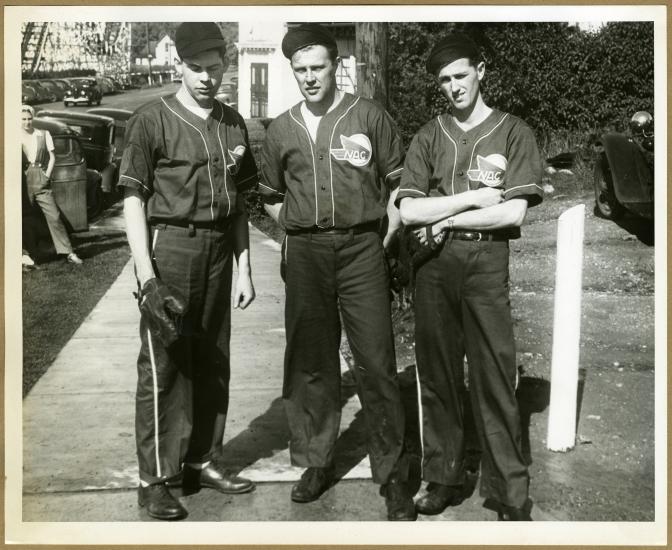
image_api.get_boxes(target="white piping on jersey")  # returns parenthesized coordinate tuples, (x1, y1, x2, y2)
(289, 108, 319, 226)
(504, 183, 544, 195)
(119, 173, 151, 193)
(467, 113, 509, 184)
(328, 96, 360, 227)
(384, 166, 403, 183)
(215, 110, 232, 218)
(161, 98, 216, 221)
(152, 228, 159, 251)
(436, 116, 459, 195)
(258, 181, 285, 196)
(147, 329, 162, 478)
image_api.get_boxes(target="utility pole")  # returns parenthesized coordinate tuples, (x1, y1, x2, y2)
(145, 22, 152, 85)
(355, 23, 389, 108)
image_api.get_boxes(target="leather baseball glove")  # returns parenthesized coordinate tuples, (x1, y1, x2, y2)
(137, 278, 187, 347)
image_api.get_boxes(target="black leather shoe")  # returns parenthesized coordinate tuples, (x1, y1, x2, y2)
(497, 498, 533, 521)
(137, 483, 187, 521)
(184, 464, 255, 494)
(291, 466, 334, 503)
(415, 483, 465, 515)
(381, 475, 417, 521)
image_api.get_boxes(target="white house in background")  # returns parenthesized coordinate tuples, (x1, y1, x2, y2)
(154, 34, 177, 66)
(236, 22, 356, 119)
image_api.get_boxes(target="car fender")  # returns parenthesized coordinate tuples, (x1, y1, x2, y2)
(598, 133, 653, 209)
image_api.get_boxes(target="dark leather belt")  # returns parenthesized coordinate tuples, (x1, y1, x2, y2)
(152, 219, 233, 233)
(448, 230, 509, 242)
(287, 220, 380, 236)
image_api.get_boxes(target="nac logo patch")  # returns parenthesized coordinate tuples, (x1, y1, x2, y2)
(330, 134, 372, 167)
(467, 154, 507, 187)
(227, 145, 246, 175)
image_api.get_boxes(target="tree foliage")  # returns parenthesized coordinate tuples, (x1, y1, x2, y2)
(130, 22, 238, 67)
(387, 22, 654, 152)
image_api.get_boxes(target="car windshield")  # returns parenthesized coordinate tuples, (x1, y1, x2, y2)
(52, 136, 83, 164)
(68, 123, 112, 144)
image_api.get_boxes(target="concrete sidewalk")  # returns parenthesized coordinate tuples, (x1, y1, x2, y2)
(21, 212, 375, 524)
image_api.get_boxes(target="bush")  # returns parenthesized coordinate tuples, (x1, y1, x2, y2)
(387, 22, 654, 156)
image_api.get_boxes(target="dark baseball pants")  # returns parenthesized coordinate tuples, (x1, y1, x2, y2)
(135, 224, 233, 485)
(283, 230, 405, 484)
(414, 238, 529, 508)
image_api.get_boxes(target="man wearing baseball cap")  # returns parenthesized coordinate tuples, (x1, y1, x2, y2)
(118, 21, 258, 520)
(259, 23, 416, 521)
(396, 32, 543, 520)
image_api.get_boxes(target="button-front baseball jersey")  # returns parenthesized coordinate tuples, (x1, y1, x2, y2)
(119, 95, 257, 225)
(397, 109, 543, 238)
(118, 94, 258, 485)
(259, 93, 404, 230)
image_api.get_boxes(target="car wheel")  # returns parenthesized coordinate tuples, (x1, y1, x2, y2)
(594, 153, 625, 220)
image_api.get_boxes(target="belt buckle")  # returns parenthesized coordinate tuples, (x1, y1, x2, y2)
(473, 231, 482, 241)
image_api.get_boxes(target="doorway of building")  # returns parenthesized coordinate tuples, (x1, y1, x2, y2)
(250, 63, 268, 118)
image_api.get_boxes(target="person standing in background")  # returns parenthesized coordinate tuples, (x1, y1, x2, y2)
(21, 104, 83, 266)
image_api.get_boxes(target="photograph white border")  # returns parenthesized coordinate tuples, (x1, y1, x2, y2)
(5, 4, 667, 546)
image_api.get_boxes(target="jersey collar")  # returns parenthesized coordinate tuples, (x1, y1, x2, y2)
(442, 108, 502, 137)
(164, 93, 224, 125)
(292, 92, 356, 128)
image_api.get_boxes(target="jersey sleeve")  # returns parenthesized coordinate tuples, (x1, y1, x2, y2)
(44, 130, 54, 152)
(258, 121, 286, 205)
(371, 107, 405, 189)
(234, 121, 259, 192)
(503, 121, 543, 207)
(395, 131, 431, 206)
(117, 112, 156, 199)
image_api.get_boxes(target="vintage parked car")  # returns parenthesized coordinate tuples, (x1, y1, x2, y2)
(87, 107, 133, 163)
(35, 110, 119, 200)
(22, 83, 39, 105)
(95, 76, 115, 95)
(215, 81, 237, 110)
(24, 80, 57, 103)
(30, 118, 104, 228)
(37, 79, 66, 101)
(594, 111, 654, 220)
(52, 78, 74, 95)
(64, 78, 103, 106)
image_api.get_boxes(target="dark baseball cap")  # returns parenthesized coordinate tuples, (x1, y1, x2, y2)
(175, 22, 226, 59)
(426, 33, 481, 75)
(281, 23, 337, 59)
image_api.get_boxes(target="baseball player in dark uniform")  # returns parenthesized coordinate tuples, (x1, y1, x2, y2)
(259, 24, 415, 521)
(396, 33, 543, 520)
(119, 22, 257, 520)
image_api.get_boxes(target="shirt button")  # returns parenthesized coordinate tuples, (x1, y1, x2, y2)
(214, 156, 219, 162)
(318, 154, 324, 160)
(321, 217, 329, 223)
(321, 185, 326, 191)
(461, 139, 467, 144)
(458, 171, 464, 176)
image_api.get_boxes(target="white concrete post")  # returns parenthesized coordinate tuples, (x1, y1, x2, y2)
(547, 204, 585, 452)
